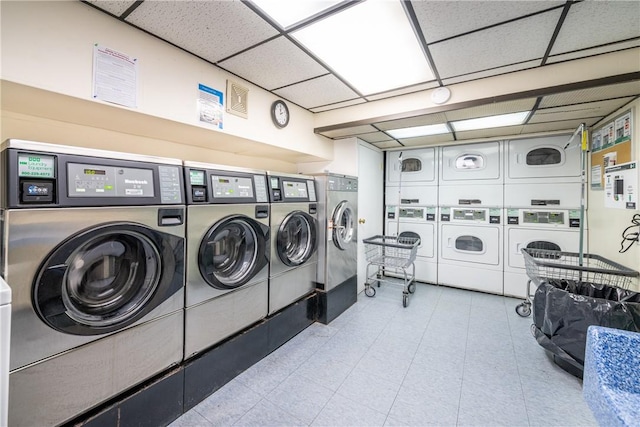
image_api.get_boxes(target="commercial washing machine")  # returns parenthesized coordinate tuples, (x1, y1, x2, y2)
(183, 162, 270, 358)
(313, 173, 358, 323)
(1, 140, 186, 426)
(266, 172, 318, 315)
(0, 277, 10, 427)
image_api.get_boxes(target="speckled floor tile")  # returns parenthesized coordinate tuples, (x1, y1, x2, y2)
(233, 398, 305, 426)
(311, 393, 387, 427)
(169, 285, 598, 427)
(192, 379, 261, 426)
(265, 372, 334, 425)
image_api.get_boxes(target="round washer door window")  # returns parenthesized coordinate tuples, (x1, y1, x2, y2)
(62, 231, 160, 325)
(277, 211, 317, 267)
(199, 216, 268, 289)
(332, 200, 354, 250)
(33, 223, 178, 335)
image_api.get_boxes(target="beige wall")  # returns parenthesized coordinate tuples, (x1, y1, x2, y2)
(587, 100, 640, 290)
(0, 0, 333, 169)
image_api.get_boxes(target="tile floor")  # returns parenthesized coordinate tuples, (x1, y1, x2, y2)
(170, 282, 597, 426)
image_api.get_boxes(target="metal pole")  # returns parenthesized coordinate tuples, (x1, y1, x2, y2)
(578, 123, 587, 268)
(396, 152, 403, 237)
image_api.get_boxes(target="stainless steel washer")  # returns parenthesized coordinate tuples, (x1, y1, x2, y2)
(266, 172, 318, 314)
(183, 162, 270, 359)
(1, 140, 186, 427)
(314, 174, 358, 291)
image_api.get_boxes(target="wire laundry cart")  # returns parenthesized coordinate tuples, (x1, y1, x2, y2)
(363, 235, 419, 307)
(515, 247, 639, 316)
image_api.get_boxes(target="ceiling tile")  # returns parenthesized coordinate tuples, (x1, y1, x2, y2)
(399, 133, 452, 147)
(218, 37, 327, 90)
(530, 98, 635, 123)
(429, 9, 561, 79)
(444, 99, 537, 121)
(86, 0, 136, 16)
(441, 60, 540, 86)
(547, 39, 640, 64)
(126, 0, 279, 63)
(309, 98, 366, 113)
(372, 140, 402, 149)
(319, 124, 377, 139)
(551, 1, 640, 55)
(539, 81, 640, 108)
(414, 0, 564, 43)
(376, 113, 448, 131)
(455, 125, 523, 140)
(357, 132, 394, 144)
(273, 74, 359, 109)
(520, 119, 593, 134)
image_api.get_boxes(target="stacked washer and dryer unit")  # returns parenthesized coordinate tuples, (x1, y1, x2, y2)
(266, 172, 318, 315)
(1, 140, 186, 427)
(438, 141, 505, 294)
(384, 149, 439, 284)
(503, 134, 584, 298)
(182, 162, 271, 359)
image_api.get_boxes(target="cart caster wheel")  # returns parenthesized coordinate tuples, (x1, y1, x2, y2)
(515, 302, 531, 317)
(408, 282, 416, 294)
(402, 294, 409, 308)
(365, 286, 376, 297)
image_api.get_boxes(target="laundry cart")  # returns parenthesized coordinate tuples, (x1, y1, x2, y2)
(363, 235, 419, 307)
(519, 247, 640, 377)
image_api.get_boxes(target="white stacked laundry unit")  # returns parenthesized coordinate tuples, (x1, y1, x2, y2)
(503, 134, 585, 298)
(437, 141, 504, 294)
(384, 148, 438, 284)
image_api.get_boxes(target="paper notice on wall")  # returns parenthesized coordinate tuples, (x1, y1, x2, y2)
(92, 44, 137, 108)
(604, 161, 638, 209)
(197, 84, 223, 129)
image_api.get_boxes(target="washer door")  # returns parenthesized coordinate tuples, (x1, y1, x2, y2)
(277, 211, 317, 267)
(33, 222, 184, 335)
(332, 200, 355, 250)
(199, 215, 269, 289)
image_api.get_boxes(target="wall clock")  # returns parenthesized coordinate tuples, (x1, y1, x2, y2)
(271, 100, 289, 128)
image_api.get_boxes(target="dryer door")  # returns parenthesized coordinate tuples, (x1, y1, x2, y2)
(277, 211, 317, 267)
(507, 228, 580, 270)
(199, 215, 269, 289)
(332, 200, 355, 250)
(440, 224, 500, 265)
(33, 222, 184, 335)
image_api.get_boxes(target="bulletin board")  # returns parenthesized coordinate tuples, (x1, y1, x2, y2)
(590, 109, 633, 190)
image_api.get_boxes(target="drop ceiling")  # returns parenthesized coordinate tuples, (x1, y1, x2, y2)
(84, 0, 640, 149)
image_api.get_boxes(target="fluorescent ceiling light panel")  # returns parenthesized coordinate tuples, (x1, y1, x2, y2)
(252, 0, 342, 28)
(451, 111, 530, 132)
(292, 0, 435, 95)
(388, 123, 450, 139)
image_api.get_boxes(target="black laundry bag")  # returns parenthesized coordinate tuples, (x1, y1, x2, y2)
(532, 279, 640, 378)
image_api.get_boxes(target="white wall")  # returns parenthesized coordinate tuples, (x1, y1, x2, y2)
(587, 100, 640, 290)
(297, 138, 360, 176)
(0, 0, 333, 167)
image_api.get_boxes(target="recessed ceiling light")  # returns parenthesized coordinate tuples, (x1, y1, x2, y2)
(388, 123, 450, 139)
(451, 111, 530, 132)
(252, 0, 342, 28)
(292, 1, 435, 95)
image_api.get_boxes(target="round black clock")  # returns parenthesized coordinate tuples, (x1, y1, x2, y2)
(271, 100, 290, 128)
